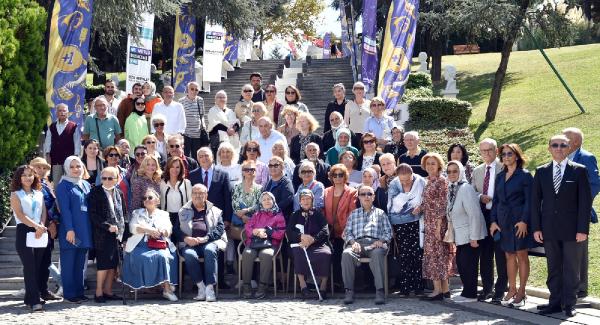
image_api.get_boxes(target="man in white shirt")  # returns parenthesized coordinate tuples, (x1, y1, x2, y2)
(44, 103, 81, 183)
(99, 79, 122, 116)
(152, 86, 186, 135)
(255, 116, 286, 165)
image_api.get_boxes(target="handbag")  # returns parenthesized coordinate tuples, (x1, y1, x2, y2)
(196, 99, 210, 147)
(227, 226, 243, 241)
(147, 237, 168, 249)
(249, 236, 273, 249)
(387, 234, 402, 276)
(443, 218, 455, 243)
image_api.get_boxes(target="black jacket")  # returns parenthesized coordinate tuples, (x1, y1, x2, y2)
(189, 166, 233, 222)
(88, 185, 126, 248)
(289, 133, 323, 165)
(286, 208, 330, 248)
(292, 159, 331, 190)
(356, 152, 383, 171)
(262, 176, 295, 219)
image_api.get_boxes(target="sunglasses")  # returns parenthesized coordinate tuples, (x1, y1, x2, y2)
(107, 153, 120, 158)
(153, 123, 165, 127)
(243, 89, 253, 93)
(332, 173, 345, 178)
(169, 144, 181, 149)
(142, 196, 155, 201)
(363, 139, 376, 145)
(145, 141, 156, 144)
(246, 147, 258, 152)
(354, 87, 365, 90)
(135, 102, 145, 106)
(371, 103, 385, 108)
(268, 164, 281, 168)
(300, 170, 314, 174)
(189, 88, 199, 91)
(242, 168, 256, 173)
(285, 91, 296, 95)
(251, 109, 261, 113)
(501, 152, 514, 157)
(101, 176, 116, 181)
(358, 192, 374, 197)
(135, 152, 147, 157)
(551, 143, 568, 149)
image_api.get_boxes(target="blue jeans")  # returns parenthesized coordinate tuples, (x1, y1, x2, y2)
(181, 242, 219, 285)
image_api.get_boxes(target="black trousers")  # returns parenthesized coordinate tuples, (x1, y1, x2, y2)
(15, 224, 46, 306)
(544, 239, 583, 308)
(331, 238, 345, 286)
(479, 207, 508, 295)
(38, 237, 54, 294)
(183, 135, 203, 159)
(579, 238, 588, 293)
(457, 243, 480, 298)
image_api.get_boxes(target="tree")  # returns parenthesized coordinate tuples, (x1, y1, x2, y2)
(0, 0, 48, 170)
(270, 46, 285, 59)
(263, 0, 326, 43)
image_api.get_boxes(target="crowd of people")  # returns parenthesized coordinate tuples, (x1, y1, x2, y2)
(10, 73, 597, 319)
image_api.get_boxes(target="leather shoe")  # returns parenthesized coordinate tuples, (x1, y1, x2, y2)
(491, 292, 503, 304)
(538, 305, 562, 315)
(41, 291, 61, 301)
(564, 306, 576, 317)
(477, 291, 493, 301)
(103, 294, 122, 301)
(536, 303, 550, 310)
(94, 295, 106, 303)
(443, 292, 451, 299)
(577, 291, 588, 299)
(420, 293, 444, 301)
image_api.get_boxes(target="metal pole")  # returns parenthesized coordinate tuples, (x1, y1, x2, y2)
(348, 0, 360, 83)
(523, 25, 585, 113)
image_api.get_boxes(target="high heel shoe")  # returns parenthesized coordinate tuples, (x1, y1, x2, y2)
(509, 294, 526, 308)
(500, 292, 516, 306)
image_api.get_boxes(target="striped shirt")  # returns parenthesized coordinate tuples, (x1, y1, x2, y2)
(179, 96, 206, 138)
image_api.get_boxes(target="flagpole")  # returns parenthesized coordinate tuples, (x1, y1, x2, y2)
(348, 0, 360, 83)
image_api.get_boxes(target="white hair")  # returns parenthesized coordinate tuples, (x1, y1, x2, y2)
(272, 140, 289, 158)
(151, 113, 167, 124)
(480, 138, 497, 149)
(353, 81, 366, 89)
(562, 127, 584, 142)
(215, 90, 227, 99)
(404, 131, 419, 140)
(216, 142, 239, 165)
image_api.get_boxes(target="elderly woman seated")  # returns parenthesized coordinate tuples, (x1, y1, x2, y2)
(122, 188, 178, 301)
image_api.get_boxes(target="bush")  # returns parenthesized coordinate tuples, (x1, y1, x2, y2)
(0, 170, 12, 230)
(406, 97, 472, 129)
(418, 128, 482, 166)
(402, 86, 434, 102)
(85, 84, 105, 101)
(0, 0, 48, 170)
(407, 72, 433, 89)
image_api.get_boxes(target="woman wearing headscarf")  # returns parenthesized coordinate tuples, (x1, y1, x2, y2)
(55, 156, 93, 303)
(287, 189, 331, 299)
(325, 128, 359, 166)
(445, 161, 487, 302)
(125, 97, 150, 150)
(387, 163, 426, 297)
(359, 167, 381, 191)
(142, 81, 163, 115)
(241, 192, 286, 299)
(88, 167, 126, 303)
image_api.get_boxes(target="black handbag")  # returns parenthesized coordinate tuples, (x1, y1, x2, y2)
(387, 235, 402, 277)
(249, 236, 273, 250)
(196, 99, 210, 147)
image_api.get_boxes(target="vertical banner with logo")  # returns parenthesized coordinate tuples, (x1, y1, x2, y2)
(377, 0, 419, 110)
(223, 33, 238, 62)
(361, 0, 378, 93)
(323, 33, 331, 58)
(126, 13, 155, 92)
(202, 21, 226, 83)
(173, 7, 196, 93)
(339, 4, 353, 58)
(45, 0, 93, 127)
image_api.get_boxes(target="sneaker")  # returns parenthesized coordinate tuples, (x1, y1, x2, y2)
(344, 289, 354, 304)
(375, 289, 385, 305)
(55, 286, 63, 297)
(12, 288, 26, 298)
(242, 284, 252, 299)
(193, 282, 206, 301)
(31, 304, 44, 312)
(41, 290, 61, 301)
(78, 295, 89, 302)
(65, 297, 82, 304)
(162, 290, 178, 302)
(452, 295, 478, 303)
(205, 285, 216, 302)
(255, 283, 267, 300)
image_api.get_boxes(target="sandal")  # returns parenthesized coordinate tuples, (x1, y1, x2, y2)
(501, 291, 516, 306)
(510, 294, 527, 308)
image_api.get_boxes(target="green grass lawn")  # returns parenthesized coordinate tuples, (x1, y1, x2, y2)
(441, 43, 600, 297)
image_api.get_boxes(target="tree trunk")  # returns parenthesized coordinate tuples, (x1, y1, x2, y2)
(430, 38, 443, 83)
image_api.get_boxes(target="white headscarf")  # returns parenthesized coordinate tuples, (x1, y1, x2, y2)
(61, 156, 86, 187)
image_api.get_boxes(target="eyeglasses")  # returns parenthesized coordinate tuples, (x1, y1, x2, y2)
(268, 164, 281, 168)
(145, 141, 156, 145)
(446, 170, 459, 174)
(501, 152, 514, 157)
(353, 87, 365, 90)
(251, 109, 261, 113)
(192, 191, 207, 195)
(189, 88, 199, 91)
(332, 173, 345, 178)
(242, 168, 256, 173)
(265, 90, 275, 93)
(363, 139, 376, 145)
(550, 143, 568, 149)
(246, 147, 258, 152)
(153, 123, 165, 127)
(135, 102, 145, 106)
(169, 144, 181, 149)
(135, 152, 147, 157)
(480, 148, 495, 153)
(243, 89, 253, 93)
(142, 196, 155, 201)
(101, 176, 116, 181)
(300, 170, 314, 174)
(285, 91, 296, 95)
(107, 153, 120, 158)
(358, 192, 374, 197)
(371, 103, 385, 108)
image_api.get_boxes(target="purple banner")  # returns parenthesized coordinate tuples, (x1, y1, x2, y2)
(323, 33, 331, 58)
(361, 0, 378, 93)
(340, 5, 353, 58)
(224, 32, 238, 62)
(377, 0, 420, 110)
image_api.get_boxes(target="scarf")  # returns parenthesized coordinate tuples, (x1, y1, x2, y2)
(61, 156, 86, 187)
(257, 191, 280, 214)
(133, 106, 145, 116)
(363, 167, 381, 191)
(446, 161, 467, 215)
(298, 133, 312, 160)
(330, 121, 347, 137)
(390, 174, 425, 214)
(333, 128, 352, 152)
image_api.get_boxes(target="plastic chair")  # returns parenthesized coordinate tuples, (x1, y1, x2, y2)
(237, 231, 285, 297)
(285, 234, 335, 298)
(356, 249, 389, 297)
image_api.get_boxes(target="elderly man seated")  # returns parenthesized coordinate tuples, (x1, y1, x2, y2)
(341, 185, 392, 305)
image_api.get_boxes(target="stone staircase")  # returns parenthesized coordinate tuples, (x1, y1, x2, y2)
(296, 57, 355, 133)
(200, 59, 285, 109)
(274, 60, 304, 103)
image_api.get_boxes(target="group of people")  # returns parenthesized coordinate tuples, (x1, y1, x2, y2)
(11, 73, 597, 318)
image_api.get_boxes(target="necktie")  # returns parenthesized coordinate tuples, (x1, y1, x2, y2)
(482, 166, 491, 195)
(204, 170, 209, 188)
(553, 164, 562, 194)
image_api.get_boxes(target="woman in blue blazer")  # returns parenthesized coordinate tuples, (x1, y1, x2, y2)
(56, 156, 93, 304)
(490, 144, 534, 307)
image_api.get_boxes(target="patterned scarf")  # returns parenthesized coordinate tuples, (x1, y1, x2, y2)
(299, 133, 312, 160)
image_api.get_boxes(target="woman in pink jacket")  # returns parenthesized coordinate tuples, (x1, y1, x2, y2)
(241, 192, 286, 299)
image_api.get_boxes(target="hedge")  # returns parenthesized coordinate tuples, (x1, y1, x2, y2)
(406, 97, 472, 129)
(402, 86, 434, 102)
(418, 128, 482, 166)
(407, 72, 433, 89)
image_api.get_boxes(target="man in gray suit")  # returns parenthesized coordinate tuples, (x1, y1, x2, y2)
(470, 138, 507, 303)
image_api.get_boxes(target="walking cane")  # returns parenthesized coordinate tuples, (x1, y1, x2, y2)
(115, 235, 126, 305)
(291, 224, 323, 301)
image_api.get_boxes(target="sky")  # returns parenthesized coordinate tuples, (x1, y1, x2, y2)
(315, 0, 362, 37)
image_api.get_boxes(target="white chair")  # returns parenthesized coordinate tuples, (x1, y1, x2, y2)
(237, 231, 285, 297)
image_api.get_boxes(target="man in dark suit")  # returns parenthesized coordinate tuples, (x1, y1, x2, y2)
(563, 127, 600, 298)
(164, 134, 199, 178)
(189, 147, 233, 288)
(532, 134, 592, 317)
(292, 142, 331, 190)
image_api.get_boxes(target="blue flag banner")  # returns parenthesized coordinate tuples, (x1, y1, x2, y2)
(361, 0, 378, 93)
(223, 33, 238, 62)
(377, 0, 420, 110)
(45, 0, 93, 127)
(173, 6, 196, 93)
(340, 5, 353, 58)
(323, 33, 331, 58)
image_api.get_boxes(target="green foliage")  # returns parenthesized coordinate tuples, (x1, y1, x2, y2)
(407, 97, 472, 129)
(419, 128, 482, 166)
(151, 72, 164, 93)
(0, 169, 12, 229)
(402, 86, 434, 102)
(263, 0, 325, 42)
(85, 84, 105, 101)
(0, 0, 48, 170)
(407, 72, 433, 89)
